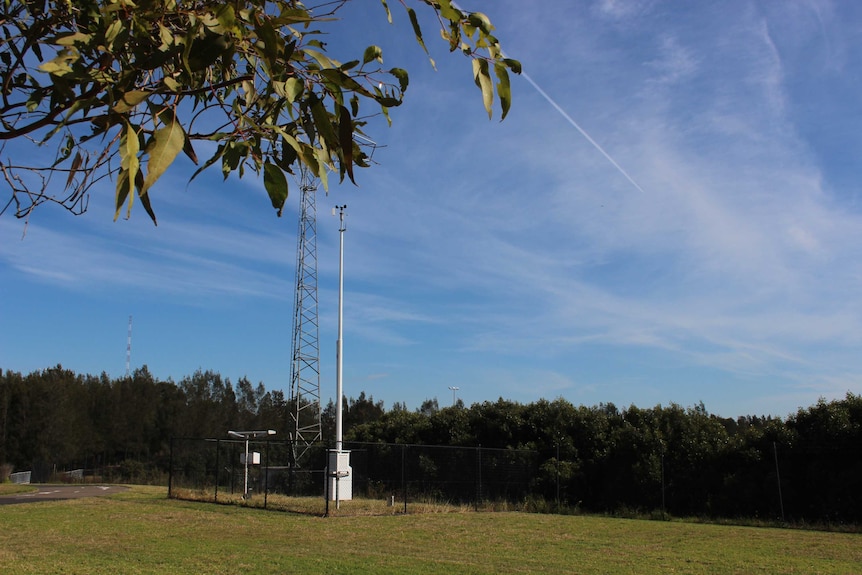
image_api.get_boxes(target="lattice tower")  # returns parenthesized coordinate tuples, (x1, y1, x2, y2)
(289, 167, 322, 464)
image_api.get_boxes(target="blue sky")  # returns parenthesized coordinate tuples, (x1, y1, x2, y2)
(2, 0, 862, 419)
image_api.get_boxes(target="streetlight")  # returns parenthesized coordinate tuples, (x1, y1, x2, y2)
(448, 386, 460, 407)
(227, 429, 276, 498)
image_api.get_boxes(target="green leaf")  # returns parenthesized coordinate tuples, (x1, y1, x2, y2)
(376, 96, 401, 108)
(337, 104, 355, 184)
(163, 77, 180, 92)
(39, 49, 78, 76)
(115, 123, 140, 221)
(504, 58, 522, 75)
(472, 59, 493, 118)
(190, 143, 226, 183)
(467, 12, 493, 35)
(437, 0, 461, 22)
(157, 23, 174, 50)
(277, 134, 298, 171)
(215, 4, 237, 32)
(271, 8, 315, 26)
(65, 151, 83, 191)
(305, 48, 336, 70)
(187, 34, 232, 72)
(54, 32, 93, 47)
(112, 90, 150, 113)
(139, 184, 158, 225)
(407, 8, 429, 57)
(263, 161, 288, 216)
(284, 77, 304, 103)
(274, 127, 303, 159)
(314, 147, 330, 190)
(380, 0, 393, 24)
(182, 133, 199, 164)
(140, 119, 185, 198)
(222, 141, 244, 178)
(340, 60, 360, 72)
(309, 96, 337, 149)
(389, 68, 409, 93)
(255, 20, 280, 68)
(319, 68, 372, 98)
(105, 20, 125, 47)
(494, 62, 512, 120)
(363, 45, 383, 65)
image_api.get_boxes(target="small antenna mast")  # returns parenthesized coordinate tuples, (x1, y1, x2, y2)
(126, 315, 132, 377)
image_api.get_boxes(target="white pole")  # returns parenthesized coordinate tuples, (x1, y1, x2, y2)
(335, 205, 346, 453)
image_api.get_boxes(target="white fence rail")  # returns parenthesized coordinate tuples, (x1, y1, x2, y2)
(10, 471, 32, 484)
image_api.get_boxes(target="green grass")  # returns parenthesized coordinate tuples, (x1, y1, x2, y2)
(1, 486, 860, 574)
(0, 482, 36, 496)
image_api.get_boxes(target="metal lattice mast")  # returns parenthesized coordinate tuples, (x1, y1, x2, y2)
(289, 167, 322, 464)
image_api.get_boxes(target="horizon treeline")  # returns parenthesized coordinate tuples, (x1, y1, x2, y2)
(1, 364, 860, 522)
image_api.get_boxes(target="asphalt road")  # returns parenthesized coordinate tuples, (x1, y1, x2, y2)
(0, 484, 129, 505)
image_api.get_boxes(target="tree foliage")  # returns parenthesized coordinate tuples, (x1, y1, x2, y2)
(0, 0, 520, 223)
(4, 365, 860, 523)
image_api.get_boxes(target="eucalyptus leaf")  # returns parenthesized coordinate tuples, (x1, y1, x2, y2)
(115, 123, 140, 221)
(140, 120, 185, 198)
(494, 61, 512, 120)
(263, 161, 288, 216)
(363, 45, 383, 65)
(3, 0, 518, 223)
(112, 90, 150, 113)
(472, 59, 493, 118)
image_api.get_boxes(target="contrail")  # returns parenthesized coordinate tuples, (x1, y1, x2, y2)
(450, 1, 646, 193)
(520, 71, 647, 194)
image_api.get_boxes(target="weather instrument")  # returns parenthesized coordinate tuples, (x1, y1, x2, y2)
(227, 429, 276, 498)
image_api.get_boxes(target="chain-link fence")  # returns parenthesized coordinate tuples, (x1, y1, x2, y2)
(166, 437, 861, 521)
(167, 438, 539, 516)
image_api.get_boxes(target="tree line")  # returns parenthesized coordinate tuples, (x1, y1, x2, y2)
(2, 365, 860, 523)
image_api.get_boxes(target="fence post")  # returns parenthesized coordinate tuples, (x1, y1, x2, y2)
(556, 443, 560, 509)
(264, 438, 270, 509)
(403, 444, 409, 514)
(475, 445, 482, 511)
(287, 437, 295, 496)
(168, 437, 174, 498)
(773, 442, 785, 522)
(324, 447, 331, 518)
(661, 450, 666, 520)
(214, 439, 220, 503)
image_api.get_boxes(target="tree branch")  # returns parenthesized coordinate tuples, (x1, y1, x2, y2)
(0, 84, 102, 140)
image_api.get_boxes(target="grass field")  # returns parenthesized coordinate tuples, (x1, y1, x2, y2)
(0, 483, 36, 496)
(1, 486, 860, 574)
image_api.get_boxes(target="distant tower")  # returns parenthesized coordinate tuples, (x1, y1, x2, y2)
(289, 167, 322, 464)
(126, 315, 132, 377)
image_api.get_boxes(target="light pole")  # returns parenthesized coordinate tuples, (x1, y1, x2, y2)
(448, 386, 460, 407)
(227, 429, 276, 498)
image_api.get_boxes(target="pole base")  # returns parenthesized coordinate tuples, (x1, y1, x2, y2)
(326, 450, 353, 501)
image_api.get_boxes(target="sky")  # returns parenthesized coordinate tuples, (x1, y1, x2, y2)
(2, 0, 862, 419)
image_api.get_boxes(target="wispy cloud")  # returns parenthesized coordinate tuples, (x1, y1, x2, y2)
(3, 1, 862, 415)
